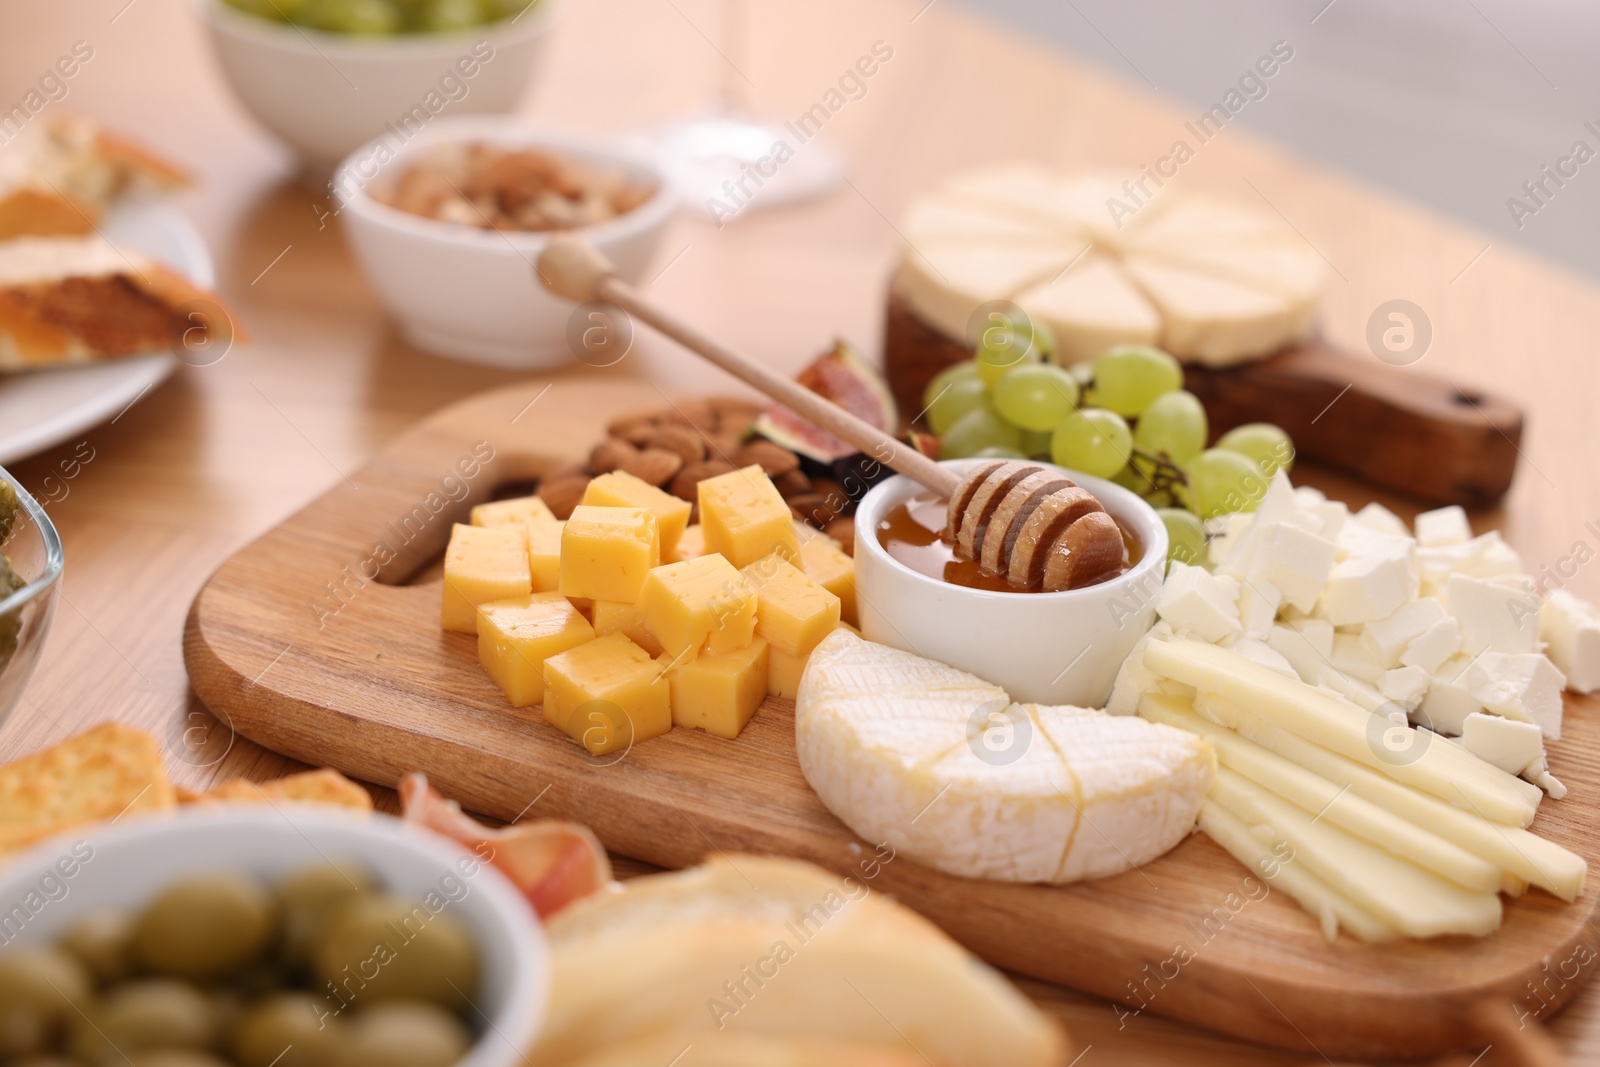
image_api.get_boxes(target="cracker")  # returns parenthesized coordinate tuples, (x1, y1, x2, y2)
(190, 768, 372, 812)
(0, 722, 175, 855)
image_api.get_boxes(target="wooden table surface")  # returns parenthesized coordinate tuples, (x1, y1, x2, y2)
(4, 1, 1599, 1062)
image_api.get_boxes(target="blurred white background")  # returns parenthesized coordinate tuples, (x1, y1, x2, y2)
(958, 0, 1600, 279)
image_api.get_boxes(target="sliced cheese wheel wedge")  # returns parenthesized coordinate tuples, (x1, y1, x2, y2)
(1015, 254, 1161, 363)
(898, 238, 1090, 343)
(896, 168, 1327, 366)
(1136, 241, 1325, 342)
(1122, 256, 1293, 365)
(795, 629, 1215, 883)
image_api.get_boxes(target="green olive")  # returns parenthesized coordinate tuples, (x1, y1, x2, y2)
(0, 948, 92, 1057)
(59, 908, 138, 985)
(232, 992, 343, 1067)
(276, 862, 377, 969)
(335, 1001, 470, 1067)
(314, 895, 478, 1011)
(71, 979, 219, 1059)
(135, 873, 277, 979)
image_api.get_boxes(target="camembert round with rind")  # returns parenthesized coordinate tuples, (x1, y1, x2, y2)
(896, 165, 1326, 366)
(795, 629, 1216, 883)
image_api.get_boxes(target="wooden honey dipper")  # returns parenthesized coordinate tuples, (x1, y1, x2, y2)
(535, 236, 1127, 591)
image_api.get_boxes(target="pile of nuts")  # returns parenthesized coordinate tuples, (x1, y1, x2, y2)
(536, 397, 857, 554)
(374, 142, 657, 233)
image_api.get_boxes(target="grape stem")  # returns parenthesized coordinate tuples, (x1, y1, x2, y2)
(1127, 447, 1188, 496)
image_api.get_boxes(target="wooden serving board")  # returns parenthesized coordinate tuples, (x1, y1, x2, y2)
(184, 379, 1599, 1060)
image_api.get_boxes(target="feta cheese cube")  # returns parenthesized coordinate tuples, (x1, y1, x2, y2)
(1361, 597, 1449, 667)
(1156, 563, 1242, 642)
(1336, 521, 1414, 564)
(1292, 485, 1327, 506)
(1413, 505, 1471, 547)
(1247, 522, 1337, 613)
(1303, 500, 1349, 543)
(1417, 532, 1522, 597)
(1319, 554, 1415, 626)
(1379, 665, 1430, 710)
(1400, 617, 1461, 673)
(1418, 657, 1482, 735)
(1541, 589, 1600, 693)
(1462, 652, 1565, 740)
(1238, 578, 1282, 638)
(1354, 502, 1410, 537)
(1331, 632, 1385, 684)
(1459, 712, 1544, 775)
(1105, 624, 1171, 716)
(1446, 574, 1540, 655)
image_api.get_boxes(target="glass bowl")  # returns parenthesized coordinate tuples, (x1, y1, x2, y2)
(0, 467, 63, 722)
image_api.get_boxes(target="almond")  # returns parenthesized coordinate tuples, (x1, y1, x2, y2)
(538, 474, 590, 519)
(665, 399, 717, 434)
(590, 437, 637, 475)
(788, 494, 842, 527)
(670, 460, 736, 503)
(622, 447, 683, 487)
(734, 439, 800, 477)
(607, 412, 662, 440)
(641, 424, 706, 466)
(773, 469, 813, 498)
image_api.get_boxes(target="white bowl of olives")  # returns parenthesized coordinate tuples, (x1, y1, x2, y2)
(193, 0, 562, 171)
(0, 806, 547, 1067)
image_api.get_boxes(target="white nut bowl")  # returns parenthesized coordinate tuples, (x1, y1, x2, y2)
(334, 117, 676, 368)
(0, 805, 548, 1066)
(193, 0, 562, 170)
(854, 459, 1168, 707)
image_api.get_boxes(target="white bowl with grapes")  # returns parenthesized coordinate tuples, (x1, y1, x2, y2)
(195, 0, 561, 171)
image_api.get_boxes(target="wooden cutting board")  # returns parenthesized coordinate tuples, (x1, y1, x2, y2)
(184, 378, 1599, 1060)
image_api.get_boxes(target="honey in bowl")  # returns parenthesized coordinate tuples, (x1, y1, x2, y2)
(876, 492, 1141, 593)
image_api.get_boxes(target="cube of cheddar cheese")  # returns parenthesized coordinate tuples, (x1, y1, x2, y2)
(667, 524, 706, 564)
(668, 637, 769, 739)
(543, 633, 670, 756)
(742, 553, 841, 658)
(797, 534, 856, 628)
(768, 622, 858, 700)
(476, 592, 594, 707)
(526, 520, 563, 593)
(471, 494, 557, 530)
(442, 524, 532, 633)
(559, 506, 660, 603)
(638, 555, 757, 663)
(582, 471, 693, 559)
(698, 466, 799, 568)
(592, 599, 665, 657)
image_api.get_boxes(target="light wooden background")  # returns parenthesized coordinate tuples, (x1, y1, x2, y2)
(3, 1, 1598, 1062)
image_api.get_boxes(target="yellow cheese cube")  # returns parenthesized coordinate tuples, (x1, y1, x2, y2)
(442, 524, 531, 633)
(527, 520, 564, 592)
(593, 600, 665, 657)
(768, 645, 807, 701)
(471, 495, 557, 529)
(742, 554, 841, 657)
(698, 465, 799, 568)
(638, 555, 757, 663)
(543, 633, 671, 755)
(668, 637, 769, 739)
(798, 535, 856, 627)
(667, 524, 706, 564)
(582, 471, 693, 558)
(476, 593, 594, 707)
(559, 506, 660, 603)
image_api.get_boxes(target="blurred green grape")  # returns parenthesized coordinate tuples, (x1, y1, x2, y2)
(992, 364, 1079, 432)
(1185, 448, 1264, 519)
(939, 406, 1024, 459)
(1092, 345, 1183, 417)
(925, 376, 989, 436)
(1158, 507, 1208, 567)
(1215, 422, 1295, 478)
(1133, 389, 1207, 465)
(1050, 409, 1131, 479)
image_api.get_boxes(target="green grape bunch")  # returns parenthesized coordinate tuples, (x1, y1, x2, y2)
(921, 330, 1297, 569)
(224, 0, 538, 33)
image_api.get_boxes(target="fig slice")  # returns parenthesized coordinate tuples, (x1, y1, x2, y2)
(1006, 486, 1105, 588)
(944, 460, 1007, 541)
(1042, 511, 1127, 591)
(953, 462, 1041, 558)
(978, 470, 1075, 575)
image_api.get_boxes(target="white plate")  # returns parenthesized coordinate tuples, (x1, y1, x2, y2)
(0, 200, 215, 465)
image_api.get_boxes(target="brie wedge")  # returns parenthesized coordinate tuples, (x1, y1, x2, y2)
(795, 630, 1215, 883)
